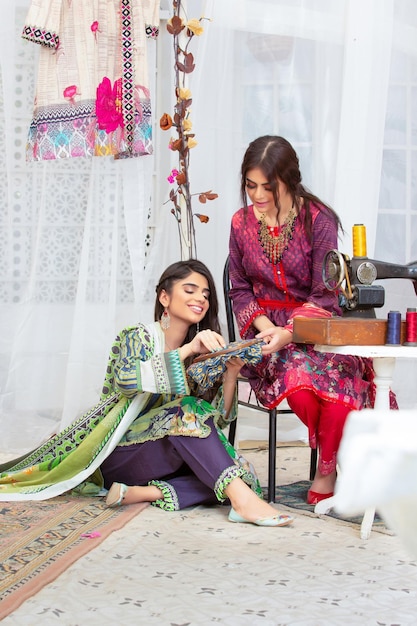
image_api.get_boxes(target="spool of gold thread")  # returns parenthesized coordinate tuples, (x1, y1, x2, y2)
(352, 224, 367, 257)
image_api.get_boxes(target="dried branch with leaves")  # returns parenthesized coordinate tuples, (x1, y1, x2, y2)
(160, 0, 217, 259)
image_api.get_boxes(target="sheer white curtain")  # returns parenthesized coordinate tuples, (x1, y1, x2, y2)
(190, 0, 392, 267)
(1, 0, 417, 455)
(0, 2, 158, 452)
(186, 0, 417, 406)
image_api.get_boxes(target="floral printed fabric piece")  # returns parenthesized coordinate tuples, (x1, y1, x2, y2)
(116, 396, 218, 445)
(186, 341, 264, 393)
(22, 0, 160, 161)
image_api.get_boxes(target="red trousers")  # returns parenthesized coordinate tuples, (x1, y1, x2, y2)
(287, 390, 351, 476)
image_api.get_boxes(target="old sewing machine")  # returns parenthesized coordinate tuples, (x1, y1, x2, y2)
(322, 248, 417, 318)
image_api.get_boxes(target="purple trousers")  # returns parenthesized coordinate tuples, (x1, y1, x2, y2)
(100, 418, 235, 509)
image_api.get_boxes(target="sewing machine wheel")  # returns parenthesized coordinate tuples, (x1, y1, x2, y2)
(322, 250, 346, 290)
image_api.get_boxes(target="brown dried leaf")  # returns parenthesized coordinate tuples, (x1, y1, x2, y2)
(167, 15, 184, 36)
(176, 171, 187, 185)
(195, 214, 209, 223)
(184, 52, 195, 70)
(170, 138, 182, 151)
(176, 60, 195, 74)
(159, 113, 173, 131)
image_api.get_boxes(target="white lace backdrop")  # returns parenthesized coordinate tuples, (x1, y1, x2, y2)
(1, 0, 416, 453)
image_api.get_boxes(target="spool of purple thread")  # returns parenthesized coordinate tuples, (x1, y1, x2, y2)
(386, 310, 402, 345)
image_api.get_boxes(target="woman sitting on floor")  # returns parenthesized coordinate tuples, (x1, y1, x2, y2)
(0, 260, 293, 527)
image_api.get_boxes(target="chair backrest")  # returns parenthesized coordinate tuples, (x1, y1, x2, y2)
(222, 255, 237, 343)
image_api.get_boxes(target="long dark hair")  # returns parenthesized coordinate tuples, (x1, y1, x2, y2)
(154, 259, 221, 346)
(240, 135, 343, 239)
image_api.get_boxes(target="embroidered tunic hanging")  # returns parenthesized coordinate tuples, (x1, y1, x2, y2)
(22, 0, 160, 161)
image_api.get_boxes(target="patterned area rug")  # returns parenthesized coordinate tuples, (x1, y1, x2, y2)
(270, 480, 385, 528)
(0, 495, 148, 620)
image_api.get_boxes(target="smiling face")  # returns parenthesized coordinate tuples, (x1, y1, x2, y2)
(245, 167, 294, 225)
(159, 271, 210, 327)
(245, 167, 289, 223)
(245, 167, 275, 213)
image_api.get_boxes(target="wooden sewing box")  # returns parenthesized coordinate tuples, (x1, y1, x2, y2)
(292, 317, 406, 346)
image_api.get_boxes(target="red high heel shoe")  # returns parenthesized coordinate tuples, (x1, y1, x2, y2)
(307, 489, 334, 505)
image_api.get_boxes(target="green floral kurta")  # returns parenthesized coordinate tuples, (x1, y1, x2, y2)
(0, 322, 261, 501)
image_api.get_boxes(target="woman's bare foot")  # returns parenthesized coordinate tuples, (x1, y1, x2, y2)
(309, 468, 336, 495)
(224, 477, 292, 523)
(122, 484, 163, 504)
(106, 483, 163, 507)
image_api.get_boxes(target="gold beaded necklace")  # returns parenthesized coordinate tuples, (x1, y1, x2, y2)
(258, 207, 297, 264)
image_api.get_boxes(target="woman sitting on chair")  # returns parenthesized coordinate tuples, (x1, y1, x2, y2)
(228, 136, 397, 505)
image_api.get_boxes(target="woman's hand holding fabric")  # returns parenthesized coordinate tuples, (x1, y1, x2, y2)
(223, 356, 244, 384)
(256, 326, 292, 355)
(179, 329, 226, 362)
(186, 342, 262, 392)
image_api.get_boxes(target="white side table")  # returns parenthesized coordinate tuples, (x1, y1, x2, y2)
(312, 344, 417, 538)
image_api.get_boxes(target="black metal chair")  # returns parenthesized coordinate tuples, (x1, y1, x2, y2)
(223, 255, 317, 503)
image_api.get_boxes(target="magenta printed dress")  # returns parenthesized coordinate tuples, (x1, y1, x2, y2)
(22, 0, 160, 160)
(229, 203, 377, 412)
